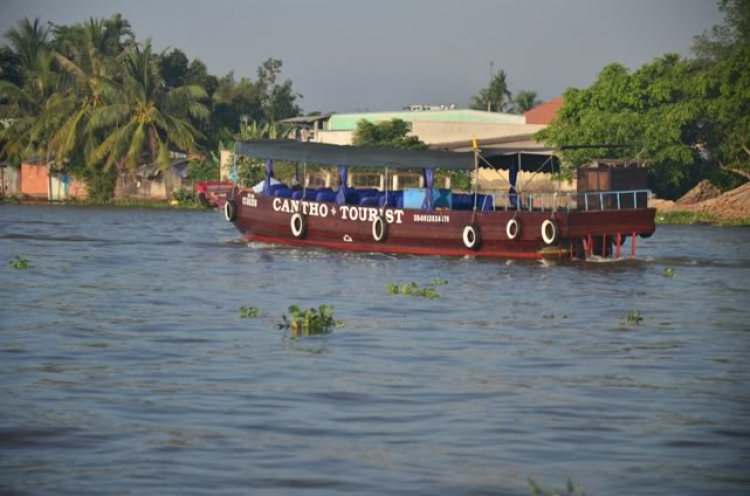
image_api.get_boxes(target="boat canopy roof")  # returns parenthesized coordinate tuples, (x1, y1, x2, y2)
(235, 140, 561, 173)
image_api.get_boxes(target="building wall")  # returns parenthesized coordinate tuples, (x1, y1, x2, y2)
(0, 166, 21, 197)
(20, 163, 48, 199)
(327, 109, 525, 131)
(315, 130, 355, 145)
(49, 175, 88, 201)
(316, 123, 545, 147)
(411, 122, 546, 145)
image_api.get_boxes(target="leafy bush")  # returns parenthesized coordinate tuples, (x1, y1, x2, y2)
(187, 154, 220, 182)
(171, 187, 196, 203)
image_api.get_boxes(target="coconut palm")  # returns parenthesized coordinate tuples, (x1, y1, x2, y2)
(0, 50, 62, 164)
(47, 18, 125, 165)
(513, 90, 542, 113)
(470, 70, 513, 113)
(4, 17, 50, 72)
(87, 40, 208, 171)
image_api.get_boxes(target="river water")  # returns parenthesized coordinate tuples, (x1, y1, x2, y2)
(1, 204, 749, 496)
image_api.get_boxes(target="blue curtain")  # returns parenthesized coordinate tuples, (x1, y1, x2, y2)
(422, 168, 434, 210)
(508, 163, 519, 208)
(262, 159, 274, 195)
(336, 166, 348, 206)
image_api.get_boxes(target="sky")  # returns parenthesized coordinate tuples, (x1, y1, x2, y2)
(1, 0, 723, 113)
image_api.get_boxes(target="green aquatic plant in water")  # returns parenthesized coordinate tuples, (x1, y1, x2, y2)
(278, 305, 344, 337)
(9, 255, 33, 270)
(623, 310, 645, 326)
(239, 305, 260, 318)
(529, 478, 586, 496)
(432, 277, 448, 286)
(664, 266, 675, 278)
(386, 281, 442, 299)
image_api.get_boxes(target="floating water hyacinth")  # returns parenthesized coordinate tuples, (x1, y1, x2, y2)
(278, 305, 344, 337)
(239, 305, 260, 318)
(386, 280, 444, 299)
(622, 310, 645, 326)
(529, 478, 586, 496)
(9, 255, 33, 270)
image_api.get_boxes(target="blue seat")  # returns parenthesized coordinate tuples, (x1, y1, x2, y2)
(291, 190, 304, 200)
(452, 194, 471, 211)
(274, 188, 292, 198)
(268, 184, 288, 195)
(396, 196, 404, 209)
(378, 191, 401, 208)
(359, 196, 379, 206)
(358, 188, 379, 198)
(341, 188, 360, 205)
(316, 191, 337, 203)
(481, 195, 495, 211)
(303, 190, 319, 201)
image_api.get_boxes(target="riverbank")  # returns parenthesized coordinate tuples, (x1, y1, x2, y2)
(654, 180, 750, 226)
(0, 197, 209, 210)
(655, 210, 750, 226)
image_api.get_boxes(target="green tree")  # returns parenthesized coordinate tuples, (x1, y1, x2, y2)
(537, 56, 709, 199)
(694, 0, 750, 181)
(87, 40, 208, 172)
(0, 49, 60, 165)
(0, 46, 23, 87)
(158, 48, 189, 91)
(513, 90, 541, 113)
(352, 119, 427, 150)
(185, 58, 217, 97)
(470, 69, 512, 112)
(3, 18, 50, 71)
(211, 71, 262, 136)
(256, 58, 301, 122)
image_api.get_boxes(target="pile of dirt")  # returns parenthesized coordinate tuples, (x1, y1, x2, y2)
(675, 180, 722, 206)
(652, 198, 675, 210)
(678, 181, 750, 221)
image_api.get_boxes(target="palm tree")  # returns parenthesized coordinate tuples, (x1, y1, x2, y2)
(513, 90, 542, 113)
(0, 49, 62, 164)
(87, 40, 208, 171)
(470, 69, 513, 112)
(47, 18, 124, 165)
(0, 17, 58, 164)
(4, 17, 50, 71)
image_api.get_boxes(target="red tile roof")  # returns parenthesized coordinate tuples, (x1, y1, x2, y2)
(524, 97, 563, 125)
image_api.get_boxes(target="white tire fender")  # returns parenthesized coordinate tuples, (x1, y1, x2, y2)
(224, 200, 236, 222)
(462, 224, 481, 250)
(541, 219, 558, 245)
(290, 212, 307, 238)
(372, 215, 387, 242)
(506, 218, 521, 240)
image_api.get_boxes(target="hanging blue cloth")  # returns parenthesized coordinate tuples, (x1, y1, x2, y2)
(508, 164, 519, 208)
(336, 165, 348, 206)
(422, 168, 434, 210)
(262, 159, 274, 195)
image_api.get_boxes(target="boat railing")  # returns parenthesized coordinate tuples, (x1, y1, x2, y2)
(490, 189, 653, 212)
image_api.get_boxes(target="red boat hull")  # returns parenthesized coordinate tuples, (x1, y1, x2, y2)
(227, 189, 656, 260)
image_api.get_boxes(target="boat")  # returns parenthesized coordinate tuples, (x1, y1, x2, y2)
(221, 140, 655, 260)
(195, 180, 234, 208)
